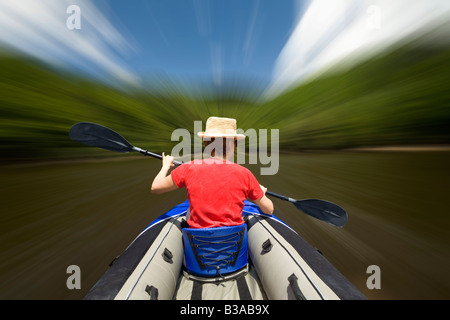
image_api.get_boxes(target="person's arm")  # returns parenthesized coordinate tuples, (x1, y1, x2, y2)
(151, 153, 178, 194)
(253, 185, 274, 215)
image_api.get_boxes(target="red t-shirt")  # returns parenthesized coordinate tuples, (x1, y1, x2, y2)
(171, 158, 264, 228)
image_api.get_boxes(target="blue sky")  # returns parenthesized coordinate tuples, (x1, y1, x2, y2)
(0, 0, 449, 97)
(104, 0, 300, 85)
(0, 0, 304, 93)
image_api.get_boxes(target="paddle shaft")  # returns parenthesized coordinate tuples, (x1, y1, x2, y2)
(141, 146, 294, 204)
(146, 151, 346, 226)
(146, 149, 300, 206)
(138, 146, 305, 206)
(132, 146, 183, 166)
(265, 191, 296, 203)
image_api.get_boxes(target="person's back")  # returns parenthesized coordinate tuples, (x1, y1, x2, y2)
(171, 158, 264, 228)
(151, 116, 274, 228)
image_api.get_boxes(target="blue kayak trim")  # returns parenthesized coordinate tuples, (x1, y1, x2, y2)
(84, 200, 368, 300)
(139, 199, 296, 236)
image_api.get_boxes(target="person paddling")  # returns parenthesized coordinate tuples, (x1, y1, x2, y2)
(151, 116, 274, 228)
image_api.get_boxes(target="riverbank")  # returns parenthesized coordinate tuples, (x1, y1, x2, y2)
(344, 144, 450, 152)
(2, 144, 450, 168)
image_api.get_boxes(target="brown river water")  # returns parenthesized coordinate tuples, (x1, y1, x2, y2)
(1, 151, 449, 299)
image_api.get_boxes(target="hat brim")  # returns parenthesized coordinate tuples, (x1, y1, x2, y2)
(198, 132, 246, 140)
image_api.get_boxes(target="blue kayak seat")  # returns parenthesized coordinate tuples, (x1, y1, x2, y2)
(182, 224, 248, 277)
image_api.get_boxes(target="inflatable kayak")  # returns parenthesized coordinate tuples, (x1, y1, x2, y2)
(84, 200, 366, 300)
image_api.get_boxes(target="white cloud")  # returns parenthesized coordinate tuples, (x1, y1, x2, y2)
(210, 42, 223, 86)
(266, 0, 450, 97)
(0, 0, 139, 84)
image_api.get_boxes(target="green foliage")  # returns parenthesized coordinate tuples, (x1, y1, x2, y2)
(1, 33, 449, 161)
(258, 40, 450, 150)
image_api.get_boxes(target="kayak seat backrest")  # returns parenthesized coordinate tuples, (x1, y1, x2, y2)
(182, 224, 248, 277)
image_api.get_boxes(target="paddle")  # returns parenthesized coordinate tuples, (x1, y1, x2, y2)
(265, 191, 347, 227)
(69, 122, 183, 165)
(69, 122, 348, 227)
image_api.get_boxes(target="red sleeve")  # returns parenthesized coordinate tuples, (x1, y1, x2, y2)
(246, 170, 264, 201)
(170, 163, 187, 188)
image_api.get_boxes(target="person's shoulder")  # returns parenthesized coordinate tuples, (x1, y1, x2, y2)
(227, 162, 254, 175)
(171, 160, 194, 174)
(175, 159, 210, 169)
(176, 159, 200, 166)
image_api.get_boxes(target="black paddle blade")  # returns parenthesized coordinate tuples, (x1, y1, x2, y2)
(69, 122, 134, 153)
(294, 199, 348, 227)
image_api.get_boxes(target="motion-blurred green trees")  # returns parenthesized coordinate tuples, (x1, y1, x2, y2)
(1, 30, 449, 162)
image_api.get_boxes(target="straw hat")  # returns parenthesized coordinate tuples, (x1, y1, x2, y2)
(197, 116, 246, 140)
